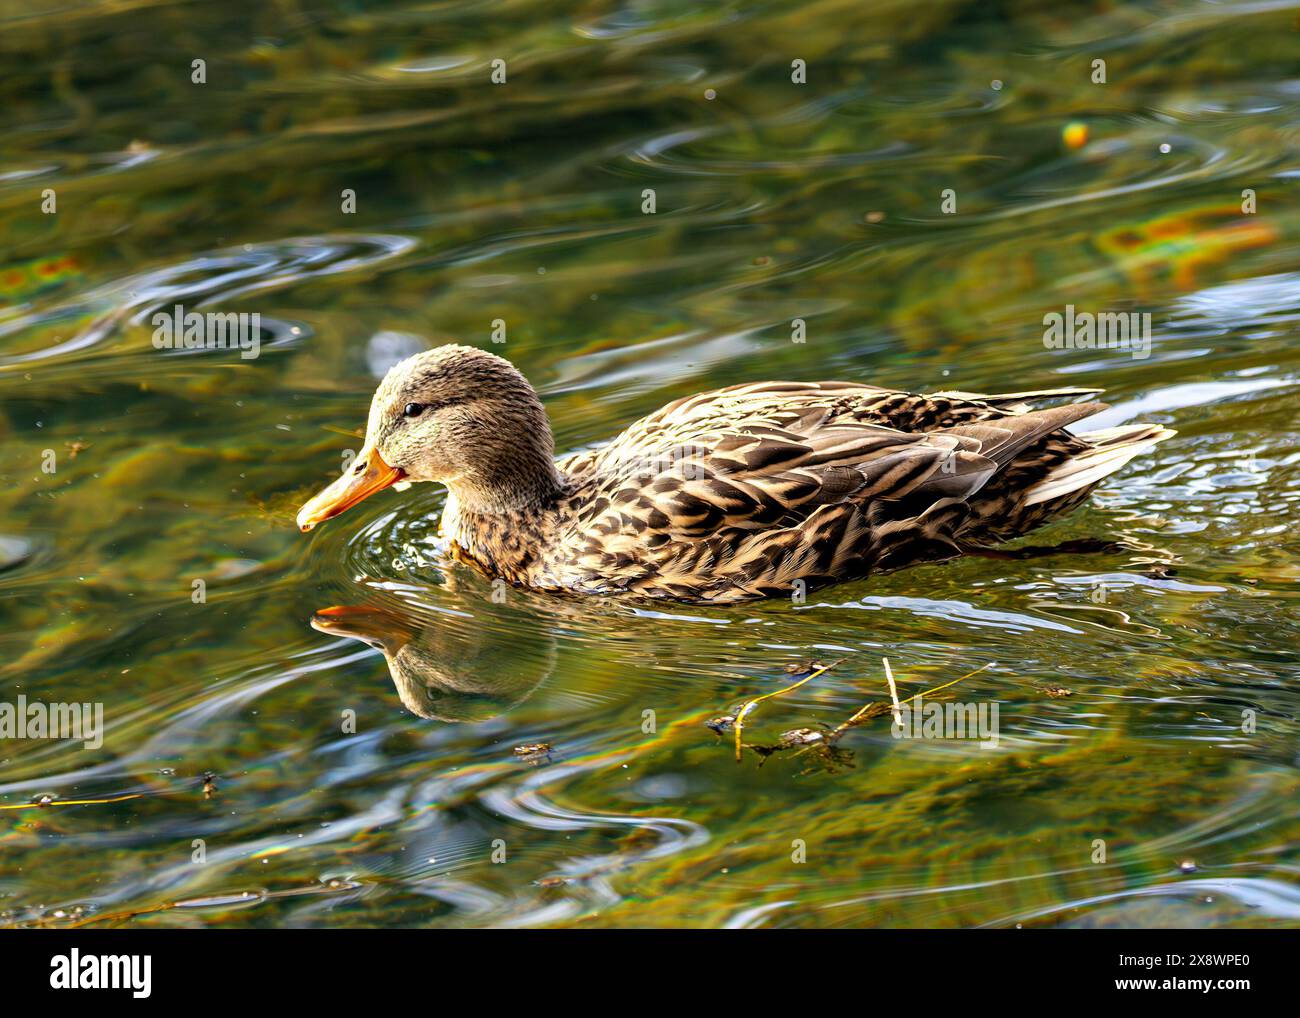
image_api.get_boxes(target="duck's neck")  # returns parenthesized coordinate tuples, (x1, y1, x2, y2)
(434, 384, 566, 575)
(445, 458, 565, 518)
(439, 454, 567, 581)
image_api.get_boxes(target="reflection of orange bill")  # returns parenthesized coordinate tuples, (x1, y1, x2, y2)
(310, 604, 416, 653)
(296, 447, 404, 532)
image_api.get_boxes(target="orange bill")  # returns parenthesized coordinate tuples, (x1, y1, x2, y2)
(297, 447, 404, 532)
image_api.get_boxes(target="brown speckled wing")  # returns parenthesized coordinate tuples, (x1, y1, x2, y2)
(539, 382, 1115, 601)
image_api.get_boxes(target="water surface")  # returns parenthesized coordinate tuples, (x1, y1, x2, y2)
(1, 0, 1298, 928)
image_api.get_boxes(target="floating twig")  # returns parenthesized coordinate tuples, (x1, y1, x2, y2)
(826, 662, 994, 742)
(718, 658, 995, 769)
(733, 659, 842, 763)
(882, 657, 902, 728)
(757, 661, 998, 767)
(0, 792, 144, 812)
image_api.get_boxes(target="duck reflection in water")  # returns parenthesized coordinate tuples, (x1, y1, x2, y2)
(311, 600, 556, 723)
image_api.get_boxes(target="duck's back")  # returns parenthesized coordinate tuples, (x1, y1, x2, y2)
(537, 381, 1170, 602)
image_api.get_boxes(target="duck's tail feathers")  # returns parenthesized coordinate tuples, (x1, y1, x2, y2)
(932, 386, 1105, 412)
(1023, 424, 1176, 506)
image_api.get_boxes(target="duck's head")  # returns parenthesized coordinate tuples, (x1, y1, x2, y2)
(296, 344, 561, 532)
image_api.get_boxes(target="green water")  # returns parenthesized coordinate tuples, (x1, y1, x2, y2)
(2, 0, 1298, 928)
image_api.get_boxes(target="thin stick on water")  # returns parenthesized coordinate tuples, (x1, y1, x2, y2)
(0, 792, 144, 811)
(882, 657, 902, 729)
(734, 659, 841, 763)
(908, 662, 993, 703)
(828, 662, 995, 741)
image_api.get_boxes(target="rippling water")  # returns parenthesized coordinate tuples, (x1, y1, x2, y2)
(1, 0, 1298, 928)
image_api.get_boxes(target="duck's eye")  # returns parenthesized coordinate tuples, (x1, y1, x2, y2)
(403, 403, 425, 418)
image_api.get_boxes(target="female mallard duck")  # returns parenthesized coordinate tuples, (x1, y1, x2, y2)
(296, 345, 1173, 603)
